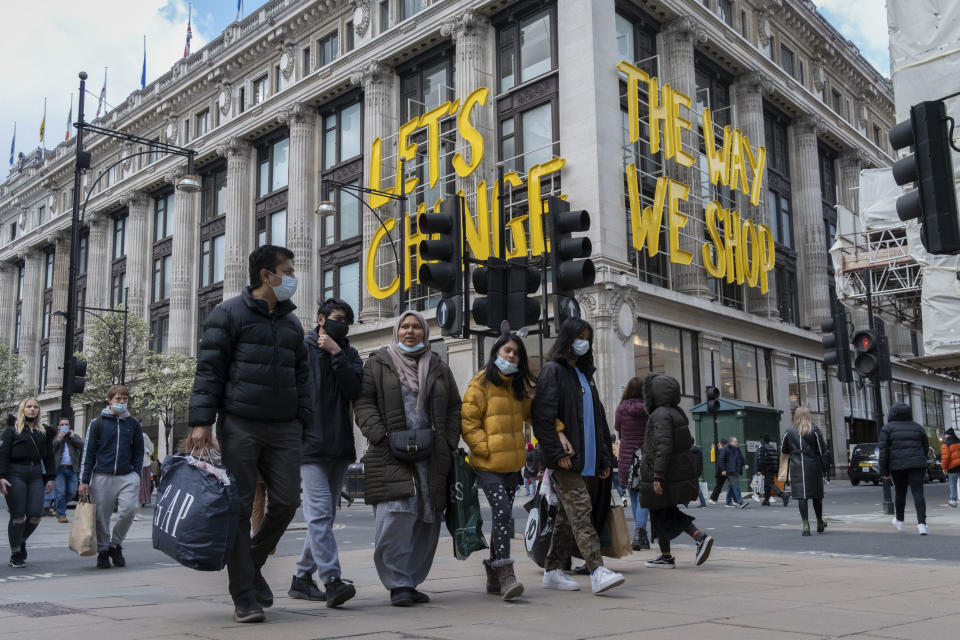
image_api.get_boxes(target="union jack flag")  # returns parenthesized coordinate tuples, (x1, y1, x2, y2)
(183, 5, 192, 58)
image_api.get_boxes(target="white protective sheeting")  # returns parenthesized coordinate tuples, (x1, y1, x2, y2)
(888, 0, 960, 355)
(859, 169, 906, 230)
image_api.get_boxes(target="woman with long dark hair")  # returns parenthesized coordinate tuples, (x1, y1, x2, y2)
(782, 406, 829, 536)
(462, 332, 535, 600)
(531, 317, 624, 595)
(0, 398, 56, 568)
(614, 377, 649, 550)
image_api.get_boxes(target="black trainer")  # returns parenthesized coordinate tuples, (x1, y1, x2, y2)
(695, 534, 714, 566)
(390, 588, 415, 607)
(8, 552, 25, 568)
(644, 555, 676, 568)
(288, 575, 326, 601)
(410, 589, 430, 604)
(233, 592, 265, 623)
(109, 545, 125, 567)
(252, 569, 274, 608)
(96, 550, 111, 569)
(325, 577, 357, 608)
(781, 494, 790, 507)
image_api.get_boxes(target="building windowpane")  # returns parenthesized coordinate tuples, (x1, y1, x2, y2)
(499, 30, 516, 92)
(521, 102, 553, 169)
(272, 138, 289, 191)
(259, 161, 270, 197)
(323, 269, 334, 300)
(341, 102, 362, 161)
(319, 31, 339, 66)
(324, 114, 337, 170)
(271, 209, 287, 247)
(212, 235, 225, 283)
(519, 10, 552, 83)
(340, 182, 359, 240)
(422, 61, 448, 111)
(340, 261, 360, 314)
(615, 13, 634, 63)
(200, 240, 211, 287)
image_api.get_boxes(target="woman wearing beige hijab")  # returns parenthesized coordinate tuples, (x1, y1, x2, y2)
(354, 310, 461, 606)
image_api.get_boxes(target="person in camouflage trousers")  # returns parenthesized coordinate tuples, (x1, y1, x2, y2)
(542, 470, 604, 570)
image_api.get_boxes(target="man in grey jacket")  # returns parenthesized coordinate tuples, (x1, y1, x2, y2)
(52, 416, 83, 523)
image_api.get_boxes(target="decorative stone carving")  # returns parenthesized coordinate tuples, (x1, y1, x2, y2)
(349, 61, 390, 88)
(218, 83, 232, 116)
(216, 136, 251, 158)
(663, 15, 708, 44)
(856, 96, 868, 128)
(757, 11, 772, 47)
(279, 43, 296, 80)
(351, 0, 370, 37)
(793, 114, 824, 135)
(440, 8, 488, 39)
(613, 296, 636, 342)
(734, 69, 774, 96)
(119, 190, 150, 208)
(164, 115, 178, 142)
(812, 58, 826, 91)
(276, 101, 307, 126)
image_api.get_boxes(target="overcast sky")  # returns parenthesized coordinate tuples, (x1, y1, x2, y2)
(1, 0, 889, 169)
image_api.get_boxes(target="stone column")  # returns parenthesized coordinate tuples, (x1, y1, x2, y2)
(659, 17, 710, 298)
(557, 0, 628, 266)
(790, 115, 831, 329)
(733, 70, 779, 318)
(218, 137, 254, 300)
(351, 62, 398, 324)
(0, 263, 16, 348)
(85, 214, 112, 310)
(46, 232, 71, 389)
(169, 173, 201, 356)
(279, 102, 318, 329)
(20, 248, 43, 392)
(120, 190, 152, 324)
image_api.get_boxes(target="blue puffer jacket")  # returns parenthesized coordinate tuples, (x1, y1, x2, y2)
(79, 408, 144, 484)
(719, 443, 745, 476)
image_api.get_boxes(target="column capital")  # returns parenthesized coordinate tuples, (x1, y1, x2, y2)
(440, 8, 489, 40)
(662, 15, 707, 44)
(793, 114, 825, 136)
(734, 69, 774, 96)
(350, 61, 394, 90)
(48, 229, 71, 246)
(119, 189, 151, 209)
(216, 136, 252, 159)
(276, 101, 311, 127)
(0, 261, 14, 273)
(839, 149, 863, 169)
(163, 163, 190, 185)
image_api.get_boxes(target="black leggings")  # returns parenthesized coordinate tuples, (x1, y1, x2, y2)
(658, 523, 699, 555)
(3, 464, 44, 552)
(476, 473, 518, 562)
(797, 498, 823, 521)
(891, 468, 926, 525)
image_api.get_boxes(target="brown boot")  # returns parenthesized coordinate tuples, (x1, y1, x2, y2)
(482, 559, 500, 595)
(493, 560, 524, 601)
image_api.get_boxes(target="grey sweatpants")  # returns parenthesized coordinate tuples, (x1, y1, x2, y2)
(372, 504, 441, 591)
(89, 471, 139, 552)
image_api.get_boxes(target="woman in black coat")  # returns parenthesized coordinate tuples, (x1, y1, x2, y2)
(781, 406, 828, 536)
(638, 374, 714, 568)
(879, 402, 929, 535)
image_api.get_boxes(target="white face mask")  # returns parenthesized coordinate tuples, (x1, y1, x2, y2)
(397, 341, 425, 353)
(111, 402, 128, 413)
(572, 339, 590, 356)
(267, 271, 298, 302)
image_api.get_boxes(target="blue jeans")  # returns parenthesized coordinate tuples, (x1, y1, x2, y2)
(54, 466, 78, 517)
(628, 489, 649, 529)
(948, 471, 960, 501)
(725, 475, 743, 504)
(296, 460, 348, 583)
(698, 484, 707, 507)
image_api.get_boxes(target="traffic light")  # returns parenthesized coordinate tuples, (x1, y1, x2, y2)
(70, 356, 87, 394)
(852, 329, 880, 377)
(545, 196, 595, 331)
(889, 100, 960, 254)
(821, 313, 853, 383)
(706, 385, 720, 415)
(418, 196, 463, 336)
(505, 258, 541, 330)
(471, 257, 507, 330)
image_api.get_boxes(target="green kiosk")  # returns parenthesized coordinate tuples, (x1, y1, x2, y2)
(691, 398, 783, 494)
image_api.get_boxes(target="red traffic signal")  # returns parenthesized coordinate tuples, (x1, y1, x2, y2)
(852, 329, 880, 376)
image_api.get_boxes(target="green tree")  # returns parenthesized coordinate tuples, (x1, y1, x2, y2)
(77, 306, 150, 406)
(136, 351, 197, 455)
(0, 344, 24, 414)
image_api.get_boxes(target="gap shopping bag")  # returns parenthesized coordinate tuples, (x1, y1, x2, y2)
(68, 497, 97, 556)
(522, 471, 558, 568)
(152, 453, 242, 571)
(445, 449, 488, 560)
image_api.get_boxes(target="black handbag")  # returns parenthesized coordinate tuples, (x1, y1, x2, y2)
(388, 428, 435, 463)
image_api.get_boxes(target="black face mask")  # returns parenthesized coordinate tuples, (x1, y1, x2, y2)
(323, 318, 349, 342)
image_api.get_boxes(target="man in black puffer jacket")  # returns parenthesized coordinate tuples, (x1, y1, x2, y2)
(187, 245, 311, 623)
(879, 402, 929, 535)
(756, 434, 788, 507)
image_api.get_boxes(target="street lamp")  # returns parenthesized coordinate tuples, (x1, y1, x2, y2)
(61, 71, 197, 417)
(316, 167, 407, 317)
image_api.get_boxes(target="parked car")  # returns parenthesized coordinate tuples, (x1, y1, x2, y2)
(926, 447, 947, 483)
(849, 443, 881, 486)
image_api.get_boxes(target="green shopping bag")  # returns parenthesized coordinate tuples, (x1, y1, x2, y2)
(445, 449, 488, 560)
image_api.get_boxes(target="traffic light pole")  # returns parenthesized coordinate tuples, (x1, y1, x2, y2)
(866, 278, 895, 515)
(710, 350, 719, 460)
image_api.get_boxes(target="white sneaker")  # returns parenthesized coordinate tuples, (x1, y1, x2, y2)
(892, 518, 904, 532)
(918, 523, 929, 535)
(542, 569, 580, 591)
(948, 499, 957, 508)
(590, 566, 625, 594)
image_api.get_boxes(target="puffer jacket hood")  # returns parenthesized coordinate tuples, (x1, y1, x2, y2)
(889, 402, 912, 421)
(644, 374, 681, 411)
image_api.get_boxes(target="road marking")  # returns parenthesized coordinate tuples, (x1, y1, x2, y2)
(0, 572, 67, 583)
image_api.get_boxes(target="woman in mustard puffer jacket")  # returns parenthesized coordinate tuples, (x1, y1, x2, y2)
(462, 332, 534, 601)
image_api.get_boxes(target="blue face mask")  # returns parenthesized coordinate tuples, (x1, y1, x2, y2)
(396, 341, 425, 353)
(111, 403, 128, 414)
(572, 339, 590, 356)
(495, 356, 519, 375)
(267, 271, 298, 302)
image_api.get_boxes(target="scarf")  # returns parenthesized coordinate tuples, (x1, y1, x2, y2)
(385, 310, 432, 412)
